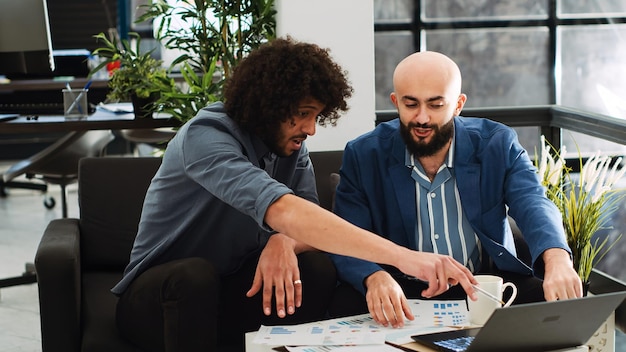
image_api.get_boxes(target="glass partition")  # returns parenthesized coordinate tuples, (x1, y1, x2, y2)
(374, 0, 413, 23)
(424, 27, 550, 108)
(558, 0, 626, 19)
(558, 24, 626, 156)
(374, 32, 413, 110)
(421, 0, 548, 22)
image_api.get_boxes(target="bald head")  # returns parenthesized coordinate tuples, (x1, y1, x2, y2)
(390, 51, 467, 148)
(392, 51, 463, 98)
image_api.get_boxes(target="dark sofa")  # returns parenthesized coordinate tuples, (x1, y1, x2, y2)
(34, 152, 344, 352)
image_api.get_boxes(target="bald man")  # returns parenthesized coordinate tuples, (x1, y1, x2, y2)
(328, 51, 582, 327)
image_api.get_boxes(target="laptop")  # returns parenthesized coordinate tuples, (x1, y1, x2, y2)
(412, 291, 626, 352)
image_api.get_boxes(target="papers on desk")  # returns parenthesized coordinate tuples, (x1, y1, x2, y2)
(97, 102, 134, 114)
(97, 102, 173, 119)
(252, 299, 469, 350)
(255, 320, 386, 346)
(285, 344, 402, 352)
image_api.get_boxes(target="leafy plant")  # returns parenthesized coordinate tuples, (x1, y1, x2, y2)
(536, 135, 626, 283)
(150, 60, 221, 122)
(135, 0, 276, 124)
(90, 32, 173, 102)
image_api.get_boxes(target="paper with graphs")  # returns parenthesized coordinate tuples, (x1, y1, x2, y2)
(253, 299, 468, 346)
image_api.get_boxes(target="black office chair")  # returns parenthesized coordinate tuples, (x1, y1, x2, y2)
(0, 130, 114, 218)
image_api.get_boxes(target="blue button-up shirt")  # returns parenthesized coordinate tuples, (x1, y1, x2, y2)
(406, 137, 482, 272)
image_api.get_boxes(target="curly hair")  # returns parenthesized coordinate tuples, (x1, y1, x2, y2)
(223, 36, 353, 137)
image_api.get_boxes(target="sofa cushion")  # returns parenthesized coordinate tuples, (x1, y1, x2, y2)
(81, 271, 141, 352)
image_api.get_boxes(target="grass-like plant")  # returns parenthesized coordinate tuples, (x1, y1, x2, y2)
(536, 135, 625, 283)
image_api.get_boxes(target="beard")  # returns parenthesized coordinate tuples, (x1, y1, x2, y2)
(260, 129, 288, 157)
(258, 123, 304, 158)
(256, 124, 282, 156)
(399, 118, 454, 158)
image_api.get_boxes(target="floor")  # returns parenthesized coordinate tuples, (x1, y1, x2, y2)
(0, 167, 79, 352)
(1, 162, 626, 352)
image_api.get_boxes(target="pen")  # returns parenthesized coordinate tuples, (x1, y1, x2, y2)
(66, 80, 92, 115)
(405, 275, 506, 306)
(472, 284, 505, 306)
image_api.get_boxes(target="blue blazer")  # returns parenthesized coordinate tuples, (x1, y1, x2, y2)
(331, 117, 569, 294)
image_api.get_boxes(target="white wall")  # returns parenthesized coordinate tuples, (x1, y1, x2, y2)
(276, 0, 376, 152)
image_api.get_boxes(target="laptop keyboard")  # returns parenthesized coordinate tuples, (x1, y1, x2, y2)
(434, 336, 474, 352)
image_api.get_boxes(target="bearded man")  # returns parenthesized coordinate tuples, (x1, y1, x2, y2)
(328, 51, 582, 327)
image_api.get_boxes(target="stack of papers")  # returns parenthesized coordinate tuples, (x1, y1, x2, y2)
(252, 299, 469, 351)
(97, 102, 134, 114)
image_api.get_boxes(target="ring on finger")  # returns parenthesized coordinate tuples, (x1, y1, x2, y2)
(293, 279, 302, 285)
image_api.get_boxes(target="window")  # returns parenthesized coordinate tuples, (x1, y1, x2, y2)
(373, 0, 626, 156)
(374, 0, 626, 282)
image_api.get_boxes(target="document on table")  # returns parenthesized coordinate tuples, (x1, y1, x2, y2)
(285, 344, 403, 352)
(252, 299, 469, 348)
(254, 316, 387, 346)
(385, 299, 469, 344)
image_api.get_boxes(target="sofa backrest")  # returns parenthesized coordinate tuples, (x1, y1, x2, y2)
(309, 150, 343, 211)
(78, 157, 162, 270)
(76, 153, 343, 270)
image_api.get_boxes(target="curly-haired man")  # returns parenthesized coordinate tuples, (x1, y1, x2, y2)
(113, 38, 479, 352)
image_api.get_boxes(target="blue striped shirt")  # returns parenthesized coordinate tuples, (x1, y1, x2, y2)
(406, 138, 482, 272)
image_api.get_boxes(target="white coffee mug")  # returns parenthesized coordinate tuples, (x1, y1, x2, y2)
(468, 275, 518, 326)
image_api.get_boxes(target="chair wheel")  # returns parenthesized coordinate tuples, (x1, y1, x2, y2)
(43, 196, 56, 209)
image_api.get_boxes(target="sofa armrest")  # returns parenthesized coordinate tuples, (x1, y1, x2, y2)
(34, 218, 82, 352)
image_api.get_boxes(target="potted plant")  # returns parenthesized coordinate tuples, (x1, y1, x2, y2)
(90, 32, 174, 118)
(536, 135, 626, 289)
(134, 0, 276, 123)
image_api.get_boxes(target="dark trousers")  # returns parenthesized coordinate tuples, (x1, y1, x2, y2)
(328, 267, 545, 318)
(116, 251, 337, 352)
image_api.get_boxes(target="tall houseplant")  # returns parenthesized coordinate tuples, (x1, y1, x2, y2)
(135, 0, 276, 124)
(536, 136, 625, 284)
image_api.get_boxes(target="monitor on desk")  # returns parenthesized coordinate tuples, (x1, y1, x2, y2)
(0, 0, 55, 79)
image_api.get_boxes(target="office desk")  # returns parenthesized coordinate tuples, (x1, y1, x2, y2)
(0, 110, 180, 134)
